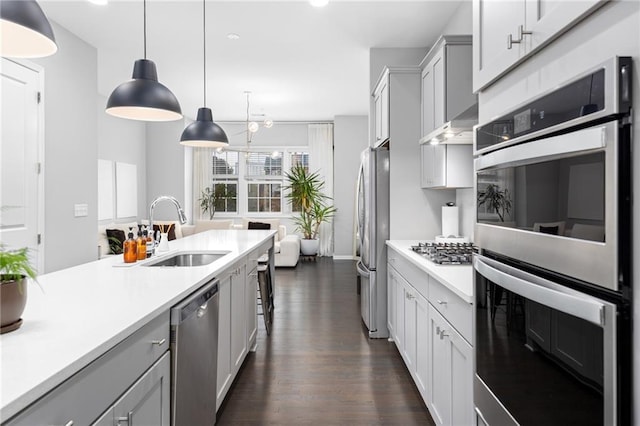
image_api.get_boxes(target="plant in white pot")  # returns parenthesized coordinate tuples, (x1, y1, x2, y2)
(0, 246, 37, 334)
(284, 164, 337, 256)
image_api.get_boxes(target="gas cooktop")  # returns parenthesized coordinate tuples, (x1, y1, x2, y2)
(410, 242, 476, 265)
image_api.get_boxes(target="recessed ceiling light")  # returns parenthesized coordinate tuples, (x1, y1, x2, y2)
(87, 0, 108, 5)
(310, 0, 329, 7)
(226, 33, 240, 40)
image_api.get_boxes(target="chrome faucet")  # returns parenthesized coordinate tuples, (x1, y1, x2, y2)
(149, 195, 188, 255)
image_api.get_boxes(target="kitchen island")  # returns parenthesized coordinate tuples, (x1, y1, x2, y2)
(0, 229, 275, 424)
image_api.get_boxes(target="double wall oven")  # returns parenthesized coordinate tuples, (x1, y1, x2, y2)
(473, 57, 632, 425)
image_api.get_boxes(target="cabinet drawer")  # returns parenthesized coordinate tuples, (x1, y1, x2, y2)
(388, 248, 428, 299)
(6, 313, 170, 426)
(429, 276, 472, 343)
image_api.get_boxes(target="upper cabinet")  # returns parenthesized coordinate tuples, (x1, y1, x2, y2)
(420, 35, 477, 144)
(370, 67, 420, 148)
(473, 0, 608, 92)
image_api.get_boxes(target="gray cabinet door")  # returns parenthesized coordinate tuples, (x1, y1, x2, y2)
(112, 352, 170, 426)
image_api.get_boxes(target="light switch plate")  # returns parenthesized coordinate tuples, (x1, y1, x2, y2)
(74, 204, 88, 217)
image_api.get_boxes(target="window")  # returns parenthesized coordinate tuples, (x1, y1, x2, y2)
(211, 151, 239, 214)
(195, 148, 309, 218)
(247, 182, 282, 213)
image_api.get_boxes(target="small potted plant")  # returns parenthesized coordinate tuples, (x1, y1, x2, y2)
(0, 246, 37, 334)
(284, 164, 337, 256)
(199, 184, 234, 220)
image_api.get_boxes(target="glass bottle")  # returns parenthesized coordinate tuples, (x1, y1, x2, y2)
(123, 228, 137, 263)
(136, 227, 146, 261)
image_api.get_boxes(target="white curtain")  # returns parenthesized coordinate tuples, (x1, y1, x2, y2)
(192, 147, 213, 221)
(308, 123, 334, 257)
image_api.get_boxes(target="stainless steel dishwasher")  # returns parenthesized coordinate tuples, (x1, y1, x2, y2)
(170, 279, 219, 426)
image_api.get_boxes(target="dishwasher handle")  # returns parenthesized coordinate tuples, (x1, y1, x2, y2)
(171, 279, 219, 325)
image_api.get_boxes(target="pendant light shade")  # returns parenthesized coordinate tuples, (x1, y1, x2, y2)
(105, 0, 182, 122)
(0, 0, 57, 58)
(180, 0, 228, 148)
(106, 59, 182, 121)
(180, 107, 229, 147)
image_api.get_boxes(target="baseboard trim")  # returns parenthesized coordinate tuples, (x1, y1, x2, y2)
(332, 255, 356, 260)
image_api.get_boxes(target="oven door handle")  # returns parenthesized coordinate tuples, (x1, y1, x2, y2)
(474, 255, 605, 326)
(475, 124, 607, 171)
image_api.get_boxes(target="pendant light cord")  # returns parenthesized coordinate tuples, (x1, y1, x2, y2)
(143, 0, 147, 59)
(203, 0, 207, 107)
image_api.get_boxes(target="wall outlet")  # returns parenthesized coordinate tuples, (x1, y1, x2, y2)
(74, 204, 88, 217)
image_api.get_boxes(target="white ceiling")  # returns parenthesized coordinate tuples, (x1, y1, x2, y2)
(40, 0, 465, 121)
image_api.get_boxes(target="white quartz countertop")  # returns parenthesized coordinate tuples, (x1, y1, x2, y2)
(386, 240, 473, 303)
(0, 229, 274, 422)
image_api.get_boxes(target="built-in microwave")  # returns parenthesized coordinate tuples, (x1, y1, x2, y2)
(473, 57, 633, 425)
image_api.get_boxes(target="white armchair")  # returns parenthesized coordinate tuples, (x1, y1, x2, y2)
(238, 218, 300, 267)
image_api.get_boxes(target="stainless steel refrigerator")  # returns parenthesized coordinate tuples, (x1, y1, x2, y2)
(356, 146, 389, 338)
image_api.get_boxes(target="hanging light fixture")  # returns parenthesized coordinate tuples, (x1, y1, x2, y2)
(106, 0, 182, 121)
(180, 0, 228, 147)
(0, 0, 57, 58)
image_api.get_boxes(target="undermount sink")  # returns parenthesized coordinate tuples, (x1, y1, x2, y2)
(144, 251, 231, 267)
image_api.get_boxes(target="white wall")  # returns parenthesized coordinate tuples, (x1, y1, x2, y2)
(333, 116, 368, 259)
(476, 1, 639, 421)
(33, 23, 98, 273)
(369, 47, 427, 92)
(443, 0, 475, 241)
(97, 95, 147, 223)
(442, 0, 472, 35)
(145, 120, 187, 221)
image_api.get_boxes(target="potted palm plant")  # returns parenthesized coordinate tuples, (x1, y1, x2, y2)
(1, 246, 37, 334)
(284, 164, 337, 256)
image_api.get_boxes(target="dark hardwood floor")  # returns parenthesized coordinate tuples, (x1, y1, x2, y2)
(216, 258, 435, 425)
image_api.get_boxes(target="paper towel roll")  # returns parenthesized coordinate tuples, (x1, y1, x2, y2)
(442, 206, 459, 237)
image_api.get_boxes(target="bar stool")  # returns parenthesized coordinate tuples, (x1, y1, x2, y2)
(257, 255, 274, 335)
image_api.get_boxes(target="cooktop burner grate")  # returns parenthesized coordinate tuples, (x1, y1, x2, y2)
(410, 242, 476, 265)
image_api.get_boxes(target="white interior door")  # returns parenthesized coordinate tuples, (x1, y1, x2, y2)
(0, 58, 43, 272)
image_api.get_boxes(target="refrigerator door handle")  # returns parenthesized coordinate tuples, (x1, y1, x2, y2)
(356, 260, 370, 278)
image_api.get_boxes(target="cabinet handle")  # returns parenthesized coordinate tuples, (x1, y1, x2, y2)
(435, 326, 441, 335)
(507, 25, 531, 49)
(64, 422, 74, 426)
(117, 412, 132, 425)
(406, 293, 415, 300)
(436, 299, 447, 305)
(440, 330, 449, 340)
(151, 338, 166, 346)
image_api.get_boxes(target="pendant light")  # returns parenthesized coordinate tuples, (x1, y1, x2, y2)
(106, 0, 182, 121)
(180, 0, 228, 147)
(0, 0, 57, 58)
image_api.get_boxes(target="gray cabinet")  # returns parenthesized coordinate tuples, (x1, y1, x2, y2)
(427, 305, 473, 426)
(216, 260, 249, 411)
(420, 35, 475, 142)
(372, 76, 390, 146)
(94, 352, 170, 426)
(473, 0, 607, 92)
(421, 144, 473, 189)
(5, 314, 170, 426)
(387, 245, 473, 426)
